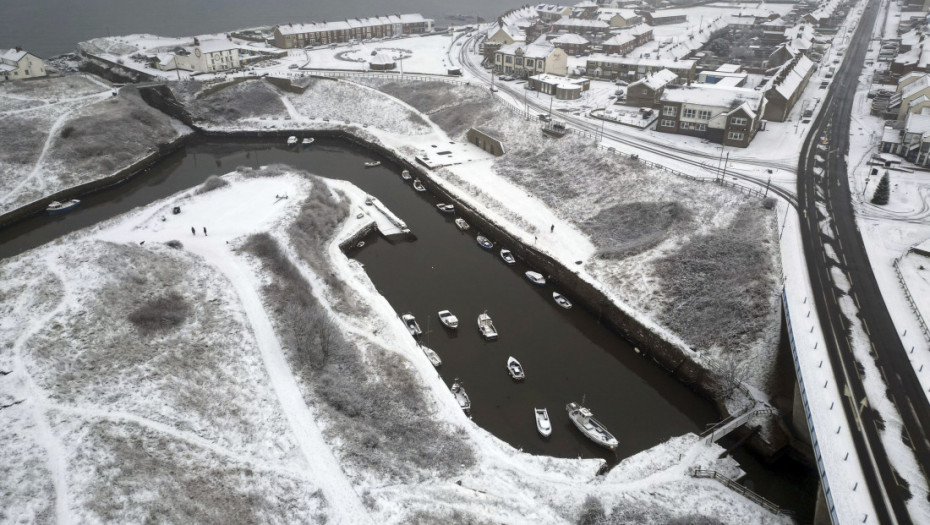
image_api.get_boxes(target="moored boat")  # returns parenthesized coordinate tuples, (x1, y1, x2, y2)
(364, 161, 381, 167)
(477, 311, 498, 340)
(500, 248, 516, 264)
(436, 203, 454, 213)
(451, 379, 471, 412)
(455, 218, 470, 230)
(46, 199, 80, 213)
(302, 137, 315, 146)
(476, 235, 493, 249)
(535, 408, 552, 437)
(438, 310, 459, 329)
(566, 402, 618, 450)
(552, 292, 573, 309)
(525, 271, 546, 285)
(421, 345, 442, 367)
(401, 169, 412, 180)
(287, 136, 298, 146)
(413, 179, 426, 192)
(401, 313, 422, 337)
(507, 356, 525, 381)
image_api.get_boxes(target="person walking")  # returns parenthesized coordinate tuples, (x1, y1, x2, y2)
(203, 226, 208, 236)
(550, 224, 554, 233)
(191, 226, 196, 236)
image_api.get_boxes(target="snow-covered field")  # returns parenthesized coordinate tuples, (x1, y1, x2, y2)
(0, 75, 191, 216)
(0, 167, 789, 524)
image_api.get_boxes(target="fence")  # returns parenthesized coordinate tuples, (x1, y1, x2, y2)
(783, 289, 840, 525)
(893, 257, 930, 344)
(700, 406, 777, 444)
(308, 69, 471, 86)
(691, 469, 795, 517)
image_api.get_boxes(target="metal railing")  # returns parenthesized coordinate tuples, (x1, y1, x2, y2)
(691, 468, 795, 517)
(893, 256, 930, 344)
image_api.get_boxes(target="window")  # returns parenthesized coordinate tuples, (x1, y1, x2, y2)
(728, 132, 745, 141)
(680, 122, 707, 131)
(525, 59, 534, 68)
(662, 105, 677, 117)
(697, 110, 712, 120)
(660, 119, 675, 127)
(730, 117, 748, 126)
(516, 58, 523, 66)
(682, 108, 695, 118)
(505, 56, 513, 64)
(641, 88, 648, 95)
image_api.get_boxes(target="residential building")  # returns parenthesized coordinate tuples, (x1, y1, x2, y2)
(155, 39, 241, 73)
(272, 14, 433, 48)
(0, 48, 46, 82)
(698, 64, 748, 87)
(487, 24, 524, 45)
(763, 55, 815, 122)
(625, 68, 678, 108)
(585, 55, 696, 82)
(528, 73, 591, 99)
(895, 73, 930, 120)
(641, 10, 689, 26)
(601, 33, 637, 55)
(880, 111, 930, 166)
(551, 33, 589, 55)
(494, 39, 569, 77)
(551, 16, 610, 35)
(656, 84, 766, 147)
(536, 4, 573, 22)
(595, 8, 642, 27)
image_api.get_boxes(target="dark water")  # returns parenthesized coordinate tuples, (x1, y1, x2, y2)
(0, 138, 814, 515)
(0, 0, 520, 60)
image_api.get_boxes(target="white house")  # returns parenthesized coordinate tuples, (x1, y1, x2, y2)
(0, 48, 46, 82)
(156, 39, 241, 73)
(494, 38, 568, 77)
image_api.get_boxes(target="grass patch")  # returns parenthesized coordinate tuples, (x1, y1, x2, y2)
(127, 291, 190, 333)
(195, 175, 230, 195)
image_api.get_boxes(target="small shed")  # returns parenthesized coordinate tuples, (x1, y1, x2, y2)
(466, 128, 505, 156)
(369, 52, 396, 71)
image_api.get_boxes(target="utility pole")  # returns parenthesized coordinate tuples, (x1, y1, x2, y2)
(716, 145, 725, 181)
(721, 152, 730, 181)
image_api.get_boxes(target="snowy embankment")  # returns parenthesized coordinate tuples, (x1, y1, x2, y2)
(0, 168, 788, 524)
(0, 74, 191, 218)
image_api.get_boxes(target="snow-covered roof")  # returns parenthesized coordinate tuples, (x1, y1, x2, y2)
(905, 112, 930, 135)
(195, 39, 238, 54)
(767, 55, 815, 100)
(899, 73, 930, 100)
(156, 53, 175, 66)
(552, 33, 589, 45)
(536, 4, 571, 15)
(587, 54, 696, 70)
(276, 14, 430, 36)
(909, 94, 930, 108)
(716, 64, 741, 74)
(882, 126, 903, 144)
(552, 17, 609, 28)
(602, 33, 635, 47)
(631, 68, 678, 90)
(0, 48, 28, 63)
(369, 52, 395, 65)
(574, 0, 598, 7)
(661, 84, 764, 110)
(498, 40, 559, 59)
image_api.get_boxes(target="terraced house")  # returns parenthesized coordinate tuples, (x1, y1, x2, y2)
(494, 39, 568, 77)
(0, 48, 46, 82)
(655, 84, 766, 147)
(273, 14, 433, 48)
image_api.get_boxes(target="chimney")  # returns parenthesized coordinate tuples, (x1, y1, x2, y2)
(15, 46, 23, 52)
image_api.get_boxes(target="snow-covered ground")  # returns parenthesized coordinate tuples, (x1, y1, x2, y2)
(0, 74, 191, 216)
(0, 167, 790, 524)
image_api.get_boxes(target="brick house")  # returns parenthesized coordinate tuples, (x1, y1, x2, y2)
(551, 33, 589, 56)
(656, 84, 766, 147)
(762, 55, 815, 122)
(625, 68, 678, 108)
(585, 55, 696, 83)
(272, 14, 433, 48)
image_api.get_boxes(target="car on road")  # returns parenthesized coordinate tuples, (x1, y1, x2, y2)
(538, 114, 551, 122)
(490, 87, 498, 92)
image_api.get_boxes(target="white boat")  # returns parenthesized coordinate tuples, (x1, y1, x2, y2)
(553, 292, 573, 309)
(525, 271, 546, 285)
(436, 203, 455, 214)
(421, 345, 442, 367)
(535, 408, 552, 438)
(401, 314, 422, 337)
(451, 379, 471, 412)
(500, 248, 516, 264)
(401, 169, 412, 180)
(364, 161, 381, 167)
(413, 179, 427, 192)
(46, 199, 80, 213)
(287, 136, 298, 146)
(566, 402, 618, 450)
(302, 137, 315, 146)
(477, 311, 498, 340)
(455, 218, 470, 230)
(507, 356, 525, 381)
(476, 235, 493, 249)
(438, 310, 459, 329)
(365, 196, 374, 205)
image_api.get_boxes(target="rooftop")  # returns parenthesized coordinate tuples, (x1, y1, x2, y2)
(276, 14, 430, 36)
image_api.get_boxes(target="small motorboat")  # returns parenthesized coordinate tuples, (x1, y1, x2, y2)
(566, 402, 618, 450)
(535, 408, 552, 438)
(365, 196, 374, 205)
(438, 310, 459, 329)
(413, 179, 427, 192)
(436, 203, 455, 214)
(302, 137, 315, 146)
(287, 136, 298, 146)
(500, 248, 516, 264)
(421, 345, 442, 367)
(507, 356, 525, 381)
(401, 169, 412, 180)
(525, 271, 546, 285)
(356, 241, 365, 248)
(46, 199, 80, 213)
(364, 161, 381, 168)
(455, 218, 470, 230)
(476, 235, 493, 249)
(477, 311, 498, 340)
(552, 292, 573, 309)
(401, 313, 422, 337)
(451, 379, 471, 412)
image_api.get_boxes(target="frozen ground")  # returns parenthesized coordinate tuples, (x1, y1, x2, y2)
(0, 75, 191, 216)
(0, 167, 789, 524)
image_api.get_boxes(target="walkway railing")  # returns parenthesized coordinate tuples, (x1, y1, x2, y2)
(893, 256, 930, 344)
(700, 406, 777, 444)
(691, 468, 795, 517)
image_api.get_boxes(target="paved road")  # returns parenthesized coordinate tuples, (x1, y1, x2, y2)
(798, 1, 930, 523)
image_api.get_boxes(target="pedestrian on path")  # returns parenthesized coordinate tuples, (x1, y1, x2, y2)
(191, 226, 196, 236)
(550, 224, 554, 233)
(203, 226, 208, 236)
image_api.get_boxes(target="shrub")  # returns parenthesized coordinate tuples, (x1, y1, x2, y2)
(165, 239, 183, 249)
(127, 292, 190, 333)
(762, 197, 777, 210)
(577, 496, 606, 525)
(195, 175, 230, 195)
(60, 125, 75, 138)
(871, 172, 890, 205)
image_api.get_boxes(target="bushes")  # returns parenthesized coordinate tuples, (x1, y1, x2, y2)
(165, 240, 183, 249)
(584, 202, 691, 258)
(127, 292, 190, 333)
(195, 175, 230, 195)
(60, 125, 75, 138)
(871, 172, 890, 205)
